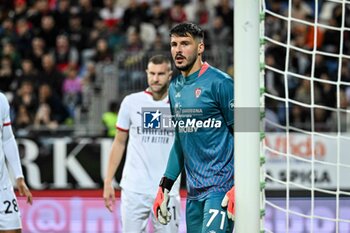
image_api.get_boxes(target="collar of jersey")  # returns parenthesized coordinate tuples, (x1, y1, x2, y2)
(144, 90, 169, 103)
(183, 62, 209, 84)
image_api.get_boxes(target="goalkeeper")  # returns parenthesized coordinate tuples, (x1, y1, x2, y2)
(153, 23, 235, 233)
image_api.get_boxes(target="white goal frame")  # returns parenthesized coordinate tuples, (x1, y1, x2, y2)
(234, 0, 262, 232)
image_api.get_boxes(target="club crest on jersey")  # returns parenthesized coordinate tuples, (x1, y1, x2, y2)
(195, 88, 202, 98)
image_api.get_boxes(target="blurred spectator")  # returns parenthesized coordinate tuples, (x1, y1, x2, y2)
(37, 14, 58, 49)
(12, 58, 40, 91)
(9, 0, 29, 23)
(78, 0, 100, 29)
(52, 34, 79, 73)
(290, 104, 309, 131)
(314, 107, 330, 132)
(318, 73, 336, 108)
(265, 47, 286, 97)
(327, 89, 349, 132)
(92, 37, 114, 63)
(0, 56, 15, 94)
(215, 0, 233, 31)
(313, 54, 329, 79)
(0, 17, 17, 43)
(121, 0, 147, 30)
(288, 0, 313, 20)
(34, 102, 59, 129)
(15, 104, 33, 129)
(99, 0, 124, 29)
(27, 0, 52, 30)
(265, 0, 287, 43)
(265, 98, 281, 132)
(81, 61, 97, 110)
(107, 23, 126, 53)
(102, 100, 119, 137)
(118, 27, 145, 89)
(39, 53, 65, 97)
(66, 13, 88, 51)
(207, 16, 231, 70)
(332, 4, 350, 28)
(14, 18, 34, 57)
(294, 78, 322, 105)
(12, 80, 38, 122)
(321, 18, 340, 55)
(186, 0, 212, 29)
(1, 40, 21, 70)
(84, 16, 110, 48)
(168, 0, 187, 26)
(36, 83, 69, 124)
(304, 14, 324, 50)
(146, 0, 168, 30)
(26, 37, 47, 71)
(340, 59, 350, 83)
(147, 32, 168, 54)
(53, 0, 71, 33)
(62, 67, 82, 119)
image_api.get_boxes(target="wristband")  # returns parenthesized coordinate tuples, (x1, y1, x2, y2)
(159, 176, 175, 191)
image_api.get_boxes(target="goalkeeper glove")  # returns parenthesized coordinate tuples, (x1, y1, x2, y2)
(153, 177, 175, 225)
(221, 186, 235, 220)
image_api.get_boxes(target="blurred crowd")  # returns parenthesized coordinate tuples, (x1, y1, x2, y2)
(0, 0, 234, 134)
(1, 0, 349, 135)
(265, 0, 350, 132)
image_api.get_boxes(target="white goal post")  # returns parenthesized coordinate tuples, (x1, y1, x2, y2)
(234, 0, 262, 232)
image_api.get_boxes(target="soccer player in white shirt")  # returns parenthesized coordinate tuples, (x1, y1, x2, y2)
(0, 92, 32, 233)
(103, 55, 181, 233)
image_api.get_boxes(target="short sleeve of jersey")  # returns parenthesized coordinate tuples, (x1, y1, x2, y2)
(216, 77, 234, 126)
(116, 96, 131, 131)
(0, 93, 11, 124)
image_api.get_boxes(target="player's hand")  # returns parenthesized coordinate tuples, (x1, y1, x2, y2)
(103, 181, 115, 212)
(221, 186, 235, 220)
(153, 187, 171, 225)
(16, 177, 33, 205)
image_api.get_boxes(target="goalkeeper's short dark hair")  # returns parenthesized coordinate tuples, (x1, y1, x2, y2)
(169, 22, 204, 41)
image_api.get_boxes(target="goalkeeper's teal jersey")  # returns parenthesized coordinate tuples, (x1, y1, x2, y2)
(167, 62, 234, 200)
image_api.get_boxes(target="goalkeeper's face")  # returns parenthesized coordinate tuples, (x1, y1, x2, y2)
(146, 62, 172, 95)
(170, 34, 204, 72)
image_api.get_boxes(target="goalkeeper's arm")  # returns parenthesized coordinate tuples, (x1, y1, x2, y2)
(153, 133, 184, 224)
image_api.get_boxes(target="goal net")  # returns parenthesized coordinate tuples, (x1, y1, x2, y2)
(262, 0, 350, 232)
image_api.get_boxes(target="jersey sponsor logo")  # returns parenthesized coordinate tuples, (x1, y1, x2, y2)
(163, 118, 222, 129)
(143, 110, 162, 129)
(142, 107, 223, 133)
(195, 88, 202, 98)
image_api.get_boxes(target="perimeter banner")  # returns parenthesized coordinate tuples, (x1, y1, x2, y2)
(13, 133, 350, 190)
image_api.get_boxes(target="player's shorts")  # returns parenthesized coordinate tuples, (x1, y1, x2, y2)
(121, 188, 181, 233)
(0, 186, 22, 231)
(186, 192, 234, 233)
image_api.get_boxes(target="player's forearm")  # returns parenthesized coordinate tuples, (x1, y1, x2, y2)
(104, 138, 126, 185)
(164, 134, 184, 181)
(3, 127, 24, 179)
